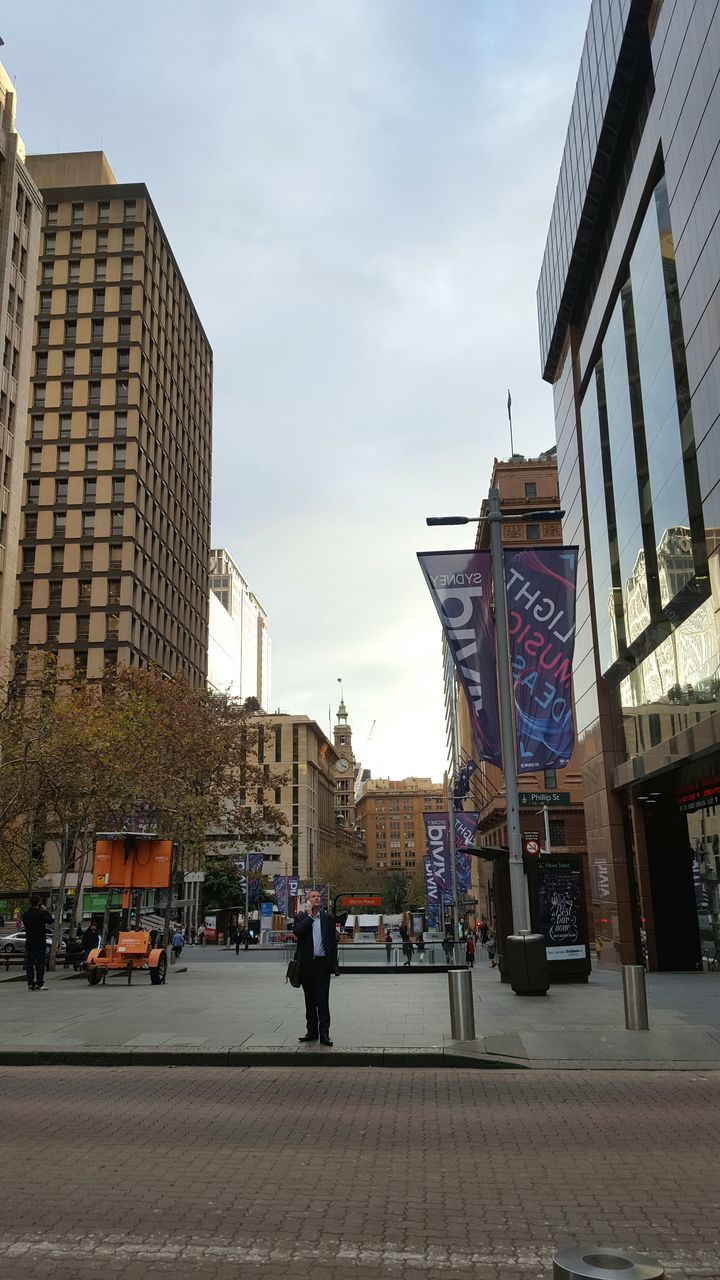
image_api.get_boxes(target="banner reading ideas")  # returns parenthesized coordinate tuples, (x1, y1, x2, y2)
(505, 547, 578, 772)
(418, 552, 501, 767)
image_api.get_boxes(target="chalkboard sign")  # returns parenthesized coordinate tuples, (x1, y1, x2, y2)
(536, 856, 588, 961)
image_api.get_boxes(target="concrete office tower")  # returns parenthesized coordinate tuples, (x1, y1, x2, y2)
(0, 67, 42, 692)
(14, 152, 212, 685)
(208, 548, 271, 705)
(356, 778, 444, 875)
(538, 2, 720, 970)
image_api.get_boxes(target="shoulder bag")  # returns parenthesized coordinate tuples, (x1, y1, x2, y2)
(286, 949, 303, 988)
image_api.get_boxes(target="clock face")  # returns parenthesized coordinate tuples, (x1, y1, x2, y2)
(336, 758, 350, 773)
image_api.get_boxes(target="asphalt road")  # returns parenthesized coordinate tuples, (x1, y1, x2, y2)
(1, 1066, 718, 1280)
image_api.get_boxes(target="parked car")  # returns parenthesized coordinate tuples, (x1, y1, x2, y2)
(1, 931, 65, 955)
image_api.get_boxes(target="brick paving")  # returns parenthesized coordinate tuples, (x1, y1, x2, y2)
(0, 1067, 718, 1280)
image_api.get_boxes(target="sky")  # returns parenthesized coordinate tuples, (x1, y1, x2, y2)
(3, 1, 589, 783)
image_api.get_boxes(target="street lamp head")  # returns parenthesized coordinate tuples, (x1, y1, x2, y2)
(426, 516, 478, 526)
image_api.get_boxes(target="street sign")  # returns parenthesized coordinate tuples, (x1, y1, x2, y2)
(518, 791, 570, 807)
(523, 833, 540, 857)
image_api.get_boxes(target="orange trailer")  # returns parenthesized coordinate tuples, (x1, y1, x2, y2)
(86, 834, 173, 987)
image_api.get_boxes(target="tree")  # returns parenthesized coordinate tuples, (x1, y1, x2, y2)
(201, 858, 243, 913)
(383, 871, 411, 914)
(316, 846, 384, 902)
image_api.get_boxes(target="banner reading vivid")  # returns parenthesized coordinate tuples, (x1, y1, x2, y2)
(417, 552, 501, 767)
(423, 812, 451, 893)
(273, 875, 301, 915)
(505, 547, 578, 772)
(423, 856, 439, 927)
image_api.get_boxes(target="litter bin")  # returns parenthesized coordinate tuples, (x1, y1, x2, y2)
(553, 1246, 664, 1279)
(506, 930, 548, 996)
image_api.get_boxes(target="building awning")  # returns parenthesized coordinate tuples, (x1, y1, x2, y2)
(358, 914, 380, 927)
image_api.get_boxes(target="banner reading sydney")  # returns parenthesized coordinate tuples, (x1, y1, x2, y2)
(417, 552, 501, 767)
(505, 547, 578, 772)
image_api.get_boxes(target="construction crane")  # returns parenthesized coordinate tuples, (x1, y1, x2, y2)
(367, 720, 376, 741)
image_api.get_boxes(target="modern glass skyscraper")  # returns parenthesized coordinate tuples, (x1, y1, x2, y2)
(538, 0, 720, 971)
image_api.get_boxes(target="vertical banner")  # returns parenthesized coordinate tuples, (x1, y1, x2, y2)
(417, 552, 501, 766)
(239, 852, 265, 905)
(423, 856, 439, 927)
(452, 758, 476, 808)
(454, 811, 479, 849)
(505, 547, 578, 772)
(423, 812, 452, 893)
(273, 875, 287, 914)
(456, 851, 471, 894)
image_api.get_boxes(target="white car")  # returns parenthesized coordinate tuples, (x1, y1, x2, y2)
(1, 931, 65, 955)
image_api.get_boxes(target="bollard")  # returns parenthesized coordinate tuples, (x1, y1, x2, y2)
(447, 967, 475, 1040)
(553, 1245, 664, 1279)
(622, 963, 649, 1030)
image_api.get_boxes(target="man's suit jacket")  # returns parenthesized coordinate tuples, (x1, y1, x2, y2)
(292, 909, 338, 970)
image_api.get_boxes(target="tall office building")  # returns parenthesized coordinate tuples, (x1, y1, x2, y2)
(208, 548, 270, 705)
(0, 67, 42, 690)
(538, 1, 720, 969)
(13, 152, 212, 686)
(356, 778, 444, 875)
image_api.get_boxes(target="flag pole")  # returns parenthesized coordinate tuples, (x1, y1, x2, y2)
(507, 389, 514, 456)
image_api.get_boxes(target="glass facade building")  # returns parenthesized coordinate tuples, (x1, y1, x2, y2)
(539, 0, 720, 970)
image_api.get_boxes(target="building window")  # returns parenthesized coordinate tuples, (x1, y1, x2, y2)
(117, 348, 130, 373)
(57, 447, 70, 471)
(68, 260, 80, 283)
(78, 579, 91, 603)
(70, 231, 82, 255)
(41, 262, 54, 285)
(84, 478, 97, 503)
(28, 448, 42, 471)
(35, 352, 47, 377)
(95, 259, 106, 283)
(37, 321, 50, 345)
(92, 288, 105, 314)
(61, 383, 73, 406)
(106, 613, 120, 636)
(22, 547, 35, 572)
(526, 523, 540, 541)
(76, 616, 90, 640)
(123, 200, 136, 222)
(46, 616, 60, 642)
(90, 349, 102, 374)
(74, 652, 88, 679)
(71, 203, 84, 225)
(119, 288, 132, 312)
(543, 769, 557, 789)
(90, 319, 104, 343)
(114, 412, 127, 437)
(33, 385, 45, 409)
(118, 317, 131, 341)
(80, 546, 93, 569)
(40, 291, 51, 315)
(62, 351, 75, 376)
(109, 544, 122, 567)
(111, 477, 124, 503)
(48, 581, 63, 607)
(525, 482, 537, 499)
(43, 233, 56, 257)
(66, 289, 78, 314)
(108, 579, 121, 604)
(53, 511, 67, 536)
(46, 204, 57, 226)
(548, 819, 566, 847)
(82, 511, 95, 536)
(120, 258, 133, 281)
(111, 510, 123, 535)
(88, 382, 101, 406)
(122, 229, 134, 252)
(50, 546, 64, 569)
(86, 445, 98, 471)
(87, 413, 99, 437)
(59, 414, 72, 439)
(113, 443, 126, 469)
(65, 319, 77, 344)
(24, 512, 38, 537)
(19, 582, 33, 607)
(55, 478, 68, 502)
(116, 380, 128, 404)
(98, 201, 109, 224)
(96, 230, 108, 253)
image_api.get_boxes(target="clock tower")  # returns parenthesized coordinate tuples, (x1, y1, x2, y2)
(333, 698, 356, 827)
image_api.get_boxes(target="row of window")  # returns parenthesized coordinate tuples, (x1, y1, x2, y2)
(39, 286, 133, 314)
(41, 257, 135, 286)
(46, 200, 136, 227)
(37, 316, 132, 344)
(27, 476, 126, 505)
(30, 411, 127, 440)
(36, 348, 131, 376)
(17, 613, 121, 642)
(33, 379, 130, 408)
(21, 511, 124, 558)
(28, 443, 126, 470)
(19, 577, 122, 606)
(44, 228, 136, 256)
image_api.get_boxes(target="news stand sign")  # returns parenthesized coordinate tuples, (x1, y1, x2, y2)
(525, 853, 591, 982)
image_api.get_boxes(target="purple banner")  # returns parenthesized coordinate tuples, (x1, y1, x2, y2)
(505, 547, 578, 773)
(272, 875, 301, 915)
(454, 811, 479, 849)
(423, 856, 439, 927)
(456, 851, 471, 894)
(423, 812, 452, 892)
(417, 552, 501, 767)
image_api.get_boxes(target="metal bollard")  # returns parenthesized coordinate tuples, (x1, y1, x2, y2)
(553, 1245, 664, 1279)
(447, 967, 475, 1040)
(622, 963, 649, 1030)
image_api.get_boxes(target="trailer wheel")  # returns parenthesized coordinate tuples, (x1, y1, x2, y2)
(87, 968, 102, 986)
(150, 952, 167, 986)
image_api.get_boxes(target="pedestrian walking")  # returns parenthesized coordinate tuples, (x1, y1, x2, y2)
(149, 928, 159, 948)
(402, 938, 414, 967)
(479, 920, 488, 945)
(171, 928, 184, 961)
(190, 926, 196, 946)
(465, 935, 476, 968)
(595, 935, 603, 963)
(234, 927, 241, 955)
(442, 934, 453, 964)
(416, 933, 426, 964)
(399, 921, 408, 942)
(487, 930, 497, 968)
(292, 889, 339, 1046)
(243, 929, 250, 951)
(198, 924, 206, 946)
(22, 894, 53, 992)
(384, 929, 392, 964)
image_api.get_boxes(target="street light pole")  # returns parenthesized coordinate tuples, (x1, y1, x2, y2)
(487, 487, 528, 933)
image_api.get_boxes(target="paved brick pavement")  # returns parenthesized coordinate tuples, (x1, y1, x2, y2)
(0, 1067, 718, 1280)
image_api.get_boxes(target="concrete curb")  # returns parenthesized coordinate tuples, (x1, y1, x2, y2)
(0, 1044, 522, 1069)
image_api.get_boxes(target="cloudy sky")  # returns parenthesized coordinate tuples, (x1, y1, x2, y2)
(4, 1, 588, 782)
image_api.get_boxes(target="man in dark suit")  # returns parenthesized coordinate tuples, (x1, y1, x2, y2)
(292, 889, 339, 1046)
